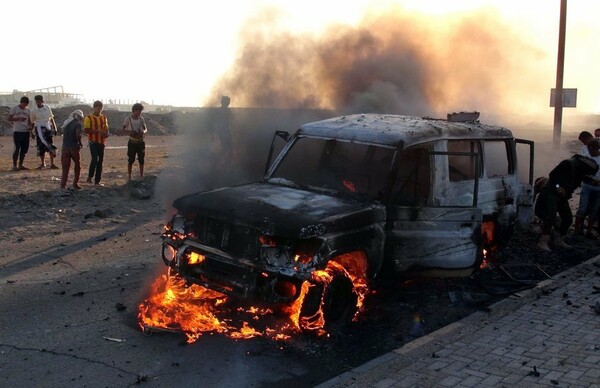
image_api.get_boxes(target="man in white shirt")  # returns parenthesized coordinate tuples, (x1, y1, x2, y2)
(30, 95, 58, 169)
(122, 103, 147, 180)
(8, 96, 33, 170)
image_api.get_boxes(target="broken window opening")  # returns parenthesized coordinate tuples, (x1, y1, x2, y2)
(392, 146, 432, 206)
(483, 140, 512, 178)
(448, 140, 480, 181)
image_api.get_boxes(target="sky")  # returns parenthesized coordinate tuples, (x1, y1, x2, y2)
(1, 0, 599, 117)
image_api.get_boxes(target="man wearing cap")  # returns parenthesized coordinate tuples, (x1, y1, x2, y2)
(60, 110, 84, 189)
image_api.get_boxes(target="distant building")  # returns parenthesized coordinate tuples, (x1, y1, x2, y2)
(0, 86, 84, 108)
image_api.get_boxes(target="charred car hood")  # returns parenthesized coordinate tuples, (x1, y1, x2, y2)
(172, 182, 385, 238)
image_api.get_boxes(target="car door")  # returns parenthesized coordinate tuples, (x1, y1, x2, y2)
(515, 138, 535, 225)
(385, 142, 483, 275)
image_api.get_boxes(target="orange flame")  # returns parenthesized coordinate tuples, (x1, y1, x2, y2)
(283, 252, 369, 333)
(480, 221, 498, 268)
(138, 252, 370, 342)
(138, 272, 233, 343)
(331, 252, 369, 317)
(481, 221, 495, 245)
(479, 254, 489, 270)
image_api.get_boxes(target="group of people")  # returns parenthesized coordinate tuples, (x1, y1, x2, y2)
(534, 129, 600, 251)
(9, 95, 59, 171)
(8, 96, 148, 189)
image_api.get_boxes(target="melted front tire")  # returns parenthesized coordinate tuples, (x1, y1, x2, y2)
(299, 268, 358, 332)
(322, 274, 357, 327)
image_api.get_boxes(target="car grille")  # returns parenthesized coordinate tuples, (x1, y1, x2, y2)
(192, 216, 259, 258)
(182, 253, 258, 297)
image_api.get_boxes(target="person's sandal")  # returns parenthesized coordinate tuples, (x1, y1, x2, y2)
(36, 164, 46, 169)
(50, 164, 59, 169)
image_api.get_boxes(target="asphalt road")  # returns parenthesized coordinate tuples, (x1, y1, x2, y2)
(0, 210, 325, 387)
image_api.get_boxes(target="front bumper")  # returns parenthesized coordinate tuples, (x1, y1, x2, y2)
(162, 239, 304, 303)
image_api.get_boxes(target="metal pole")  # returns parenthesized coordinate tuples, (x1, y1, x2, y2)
(553, 0, 567, 149)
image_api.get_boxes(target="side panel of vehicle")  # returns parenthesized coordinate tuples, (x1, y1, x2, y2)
(385, 206, 483, 273)
(438, 138, 523, 245)
(384, 141, 483, 274)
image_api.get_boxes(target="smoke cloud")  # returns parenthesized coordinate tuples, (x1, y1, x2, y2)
(156, 6, 565, 211)
(207, 7, 550, 122)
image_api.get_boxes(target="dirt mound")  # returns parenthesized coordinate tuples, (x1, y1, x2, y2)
(52, 105, 173, 136)
(0, 104, 175, 136)
(0, 106, 10, 135)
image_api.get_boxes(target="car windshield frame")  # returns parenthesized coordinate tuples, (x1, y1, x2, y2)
(267, 135, 398, 200)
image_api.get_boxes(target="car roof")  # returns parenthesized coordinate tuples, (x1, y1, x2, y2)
(298, 114, 514, 148)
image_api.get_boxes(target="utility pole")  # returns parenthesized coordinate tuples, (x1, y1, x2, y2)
(553, 0, 567, 149)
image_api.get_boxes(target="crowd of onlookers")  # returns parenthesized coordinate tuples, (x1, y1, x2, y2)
(7, 95, 235, 191)
(8, 95, 148, 189)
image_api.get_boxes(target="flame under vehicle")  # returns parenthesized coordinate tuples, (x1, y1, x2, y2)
(162, 113, 534, 329)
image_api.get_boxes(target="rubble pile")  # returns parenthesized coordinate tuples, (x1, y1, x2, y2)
(0, 104, 174, 136)
(0, 106, 9, 133)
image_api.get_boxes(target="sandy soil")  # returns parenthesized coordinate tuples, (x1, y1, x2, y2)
(0, 135, 170, 193)
(0, 135, 171, 272)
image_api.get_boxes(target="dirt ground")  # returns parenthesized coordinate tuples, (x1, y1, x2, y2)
(0, 134, 169, 289)
(0, 135, 170, 192)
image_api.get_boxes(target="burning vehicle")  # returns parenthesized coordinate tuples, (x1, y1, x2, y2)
(159, 113, 534, 332)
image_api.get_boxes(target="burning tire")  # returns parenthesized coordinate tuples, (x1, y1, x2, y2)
(321, 273, 358, 326)
(298, 265, 358, 332)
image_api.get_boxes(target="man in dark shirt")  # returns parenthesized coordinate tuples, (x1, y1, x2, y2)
(535, 154, 599, 251)
(211, 95, 233, 160)
(60, 110, 84, 189)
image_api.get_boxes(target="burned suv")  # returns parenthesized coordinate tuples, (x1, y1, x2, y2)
(162, 113, 534, 329)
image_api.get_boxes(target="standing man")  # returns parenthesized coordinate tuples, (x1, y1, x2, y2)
(30, 95, 58, 169)
(210, 95, 233, 160)
(84, 100, 109, 186)
(60, 110, 84, 189)
(122, 103, 147, 181)
(8, 96, 32, 170)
